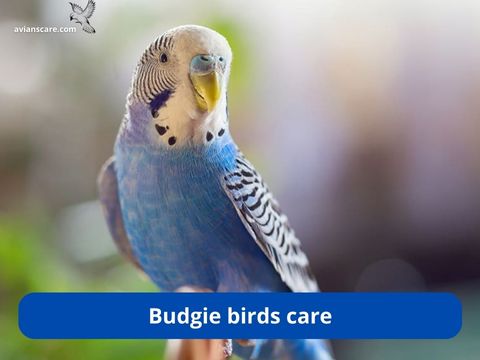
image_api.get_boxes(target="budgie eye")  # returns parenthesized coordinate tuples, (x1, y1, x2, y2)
(160, 53, 168, 63)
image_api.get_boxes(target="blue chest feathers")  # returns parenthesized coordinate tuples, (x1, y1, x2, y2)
(114, 140, 286, 292)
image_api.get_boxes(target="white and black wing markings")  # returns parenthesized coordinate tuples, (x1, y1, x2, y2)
(69, 2, 83, 14)
(222, 153, 319, 292)
(83, 0, 95, 19)
(69, 0, 95, 18)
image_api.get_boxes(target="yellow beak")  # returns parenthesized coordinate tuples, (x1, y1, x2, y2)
(190, 71, 222, 112)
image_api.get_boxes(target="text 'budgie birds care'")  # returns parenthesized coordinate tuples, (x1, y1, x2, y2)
(149, 306, 333, 329)
(19, 293, 461, 340)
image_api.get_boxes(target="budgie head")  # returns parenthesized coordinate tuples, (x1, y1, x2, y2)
(126, 25, 232, 148)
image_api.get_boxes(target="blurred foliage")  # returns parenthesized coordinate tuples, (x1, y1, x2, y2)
(0, 217, 165, 360)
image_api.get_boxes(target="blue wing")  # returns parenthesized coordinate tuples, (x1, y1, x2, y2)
(97, 157, 142, 270)
(222, 152, 319, 292)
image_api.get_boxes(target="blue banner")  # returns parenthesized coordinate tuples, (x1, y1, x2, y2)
(18, 292, 461, 339)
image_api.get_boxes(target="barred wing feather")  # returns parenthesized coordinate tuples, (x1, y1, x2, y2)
(222, 153, 319, 292)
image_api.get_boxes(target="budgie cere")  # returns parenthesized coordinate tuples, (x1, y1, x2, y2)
(98, 25, 333, 360)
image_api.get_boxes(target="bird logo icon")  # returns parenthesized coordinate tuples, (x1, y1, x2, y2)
(68, 0, 96, 34)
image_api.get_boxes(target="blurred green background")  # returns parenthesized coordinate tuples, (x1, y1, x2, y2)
(1, 0, 480, 359)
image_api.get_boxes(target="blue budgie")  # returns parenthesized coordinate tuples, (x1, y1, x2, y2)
(98, 25, 333, 360)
